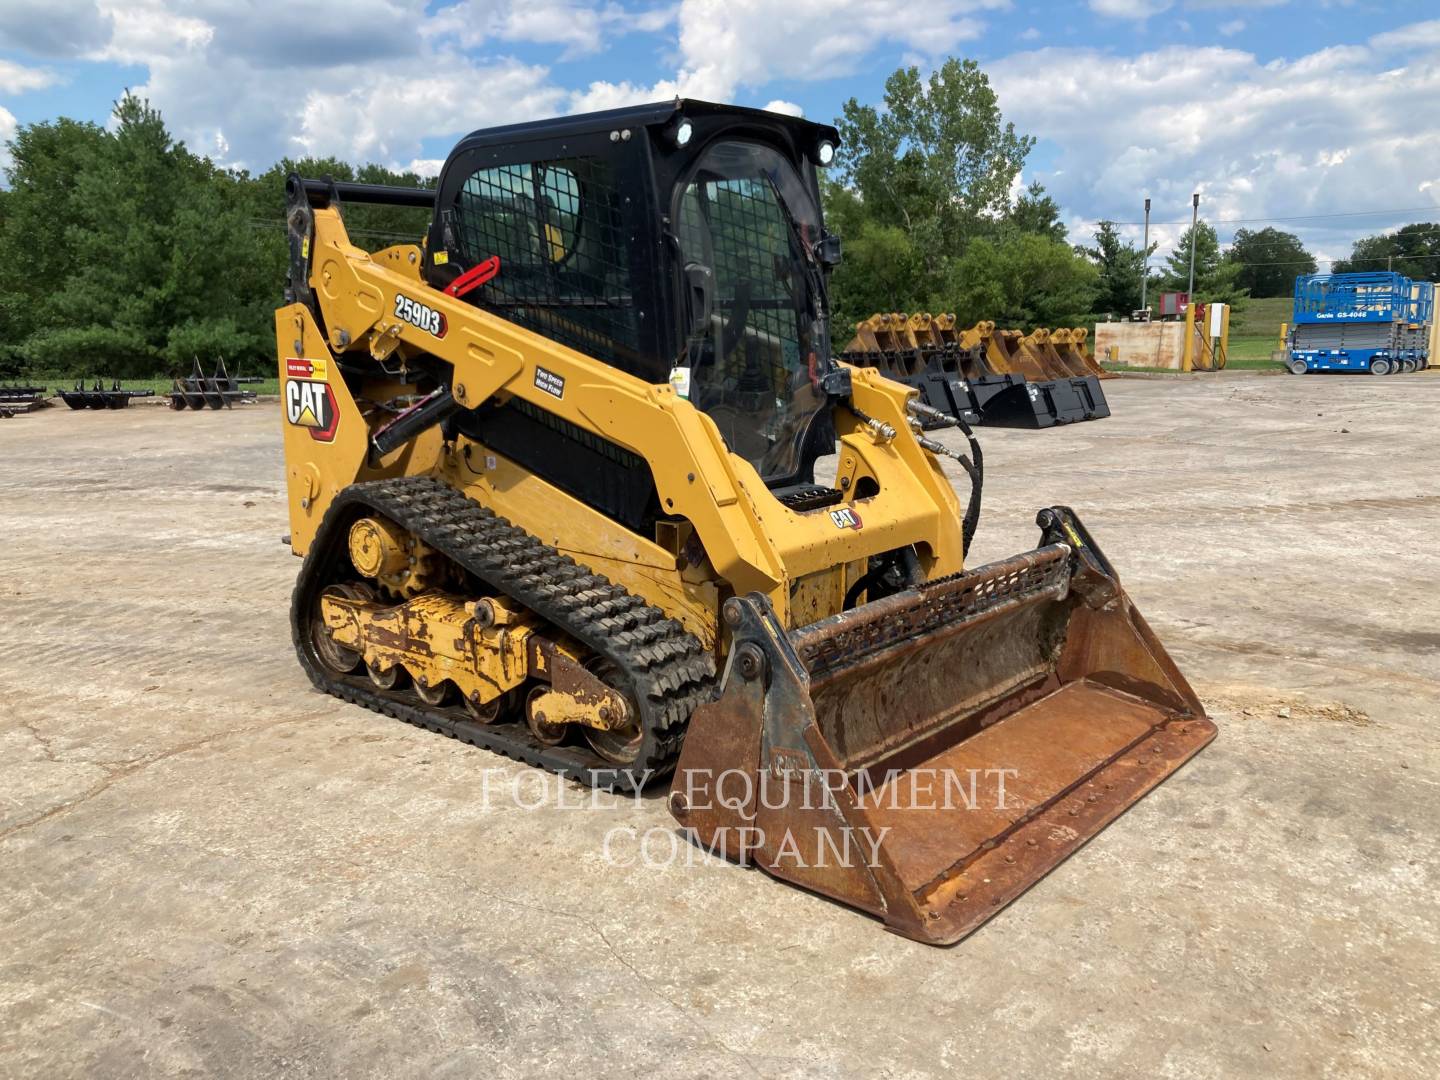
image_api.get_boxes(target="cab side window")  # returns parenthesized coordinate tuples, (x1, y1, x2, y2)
(450, 157, 639, 367)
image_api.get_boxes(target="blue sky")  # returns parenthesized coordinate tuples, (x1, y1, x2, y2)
(3, 0, 1440, 263)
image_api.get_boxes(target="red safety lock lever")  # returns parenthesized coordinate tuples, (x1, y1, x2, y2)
(444, 255, 500, 298)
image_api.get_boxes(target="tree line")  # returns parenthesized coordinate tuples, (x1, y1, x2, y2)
(0, 95, 429, 378)
(1, 68, 1427, 379)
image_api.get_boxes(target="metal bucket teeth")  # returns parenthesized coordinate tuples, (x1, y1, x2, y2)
(669, 507, 1214, 945)
(841, 313, 1110, 428)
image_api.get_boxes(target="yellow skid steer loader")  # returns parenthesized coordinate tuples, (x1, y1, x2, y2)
(277, 101, 1213, 944)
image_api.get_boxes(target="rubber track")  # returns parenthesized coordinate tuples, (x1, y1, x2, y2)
(291, 475, 716, 791)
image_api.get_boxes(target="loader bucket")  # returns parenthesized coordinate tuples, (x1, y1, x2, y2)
(669, 507, 1214, 945)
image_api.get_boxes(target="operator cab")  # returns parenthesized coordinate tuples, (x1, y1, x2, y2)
(423, 100, 844, 489)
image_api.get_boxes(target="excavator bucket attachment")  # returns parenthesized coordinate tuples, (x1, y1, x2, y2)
(1052, 328, 1112, 381)
(963, 323, 1104, 428)
(842, 313, 983, 426)
(843, 314, 1113, 430)
(1020, 330, 1109, 421)
(670, 507, 1214, 945)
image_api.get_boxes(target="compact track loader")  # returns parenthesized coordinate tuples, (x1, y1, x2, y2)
(278, 101, 1214, 944)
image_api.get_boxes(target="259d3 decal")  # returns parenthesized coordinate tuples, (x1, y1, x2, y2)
(394, 293, 446, 338)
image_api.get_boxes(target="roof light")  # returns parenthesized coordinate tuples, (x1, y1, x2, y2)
(816, 140, 836, 166)
(674, 119, 693, 147)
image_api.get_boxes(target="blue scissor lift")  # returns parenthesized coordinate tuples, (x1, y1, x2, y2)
(1286, 272, 1432, 375)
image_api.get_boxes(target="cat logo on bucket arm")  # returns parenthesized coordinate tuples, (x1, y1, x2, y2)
(285, 357, 339, 442)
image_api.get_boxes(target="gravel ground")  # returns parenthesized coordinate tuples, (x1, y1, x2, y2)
(2, 373, 1437, 1078)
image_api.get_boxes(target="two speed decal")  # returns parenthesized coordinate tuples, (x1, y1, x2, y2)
(394, 294, 447, 338)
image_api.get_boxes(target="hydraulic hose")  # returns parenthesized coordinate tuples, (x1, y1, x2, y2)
(907, 400, 984, 558)
(370, 386, 462, 458)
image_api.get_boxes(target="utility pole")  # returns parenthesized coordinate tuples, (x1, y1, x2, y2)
(1187, 192, 1200, 299)
(1140, 197, 1151, 315)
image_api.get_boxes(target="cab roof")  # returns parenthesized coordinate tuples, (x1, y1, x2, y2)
(449, 99, 839, 155)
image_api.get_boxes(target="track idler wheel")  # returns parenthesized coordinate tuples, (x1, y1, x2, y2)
(578, 658, 643, 765)
(466, 687, 516, 725)
(413, 676, 453, 707)
(367, 660, 408, 691)
(524, 686, 570, 746)
(312, 583, 370, 674)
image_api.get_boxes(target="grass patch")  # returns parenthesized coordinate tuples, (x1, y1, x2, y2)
(1227, 295, 1291, 369)
(1226, 337, 1282, 361)
(1223, 355, 1284, 371)
(1228, 295, 1292, 339)
(1101, 356, 1281, 375)
(1101, 364, 1186, 375)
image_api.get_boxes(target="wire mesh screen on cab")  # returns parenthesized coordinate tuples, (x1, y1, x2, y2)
(448, 157, 641, 368)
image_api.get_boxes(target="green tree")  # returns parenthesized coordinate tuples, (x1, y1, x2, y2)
(1333, 223, 1440, 280)
(3, 94, 276, 375)
(822, 180, 926, 343)
(0, 93, 441, 379)
(1161, 221, 1219, 291)
(0, 116, 108, 372)
(1007, 181, 1067, 243)
(1160, 220, 1249, 309)
(944, 232, 1098, 328)
(825, 57, 1046, 341)
(1080, 220, 1150, 315)
(1223, 227, 1315, 297)
(834, 58, 1034, 278)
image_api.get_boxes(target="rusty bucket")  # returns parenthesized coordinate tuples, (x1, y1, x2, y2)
(669, 507, 1215, 945)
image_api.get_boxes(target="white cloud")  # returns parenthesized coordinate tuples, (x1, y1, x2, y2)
(0, 59, 58, 94)
(762, 99, 805, 116)
(578, 0, 1004, 107)
(493, 1, 616, 56)
(1008, 169, 1026, 205)
(294, 58, 567, 162)
(1370, 19, 1440, 54)
(73, 0, 569, 170)
(991, 26, 1440, 259)
(93, 0, 213, 63)
(0, 0, 113, 57)
(1218, 18, 1244, 36)
(1089, 0, 1172, 19)
(2, 0, 1009, 172)
(67, 0, 700, 168)
(0, 105, 16, 177)
(426, 1, 675, 59)
(569, 78, 674, 114)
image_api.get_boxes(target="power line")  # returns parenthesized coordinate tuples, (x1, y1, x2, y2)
(1217, 225, 1440, 256)
(1106, 204, 1440, 227)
